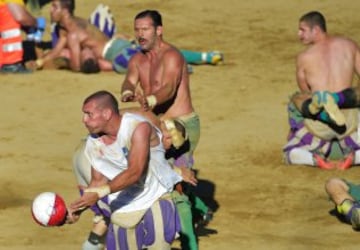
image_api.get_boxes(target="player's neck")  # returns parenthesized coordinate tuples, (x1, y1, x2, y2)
(147, 40, 167, 57)
(60, 13, 74, 28)
(101, 115, 122, 145)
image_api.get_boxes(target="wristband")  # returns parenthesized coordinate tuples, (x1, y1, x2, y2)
(84, 185, 111, 198)
(173, 167, 182, 175)
(146, 95, 157, 108)
(35, 59, 44, 69)
(121, 90, 134, 98)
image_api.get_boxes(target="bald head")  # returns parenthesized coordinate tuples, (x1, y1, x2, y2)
(83, 90, 119, 114)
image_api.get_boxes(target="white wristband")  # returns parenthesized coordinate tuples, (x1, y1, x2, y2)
(35, 59, 44, 69)
(173, 167, 182, 175)
(84, 185, 111, 198)
(146, 95, 157, 108)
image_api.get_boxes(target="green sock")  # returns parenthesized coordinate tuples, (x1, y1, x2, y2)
(180, 50, 206, 65)
(172, 191, 198, 250)
(190, 193, 209, 215)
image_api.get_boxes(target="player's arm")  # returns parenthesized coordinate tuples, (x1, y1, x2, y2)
(66, 32, 82, 72)
(70, 122, 151, 209)
(66, 166, 107, 223)
(296, 54, 311, 93)
(34, 29, 68, 69)
(120, 55, 140, 102)
(354, 43, 360, 79)
(109, 122, 151, 191)
(142, 50, 183, 110)
(89, 167, 109, 187)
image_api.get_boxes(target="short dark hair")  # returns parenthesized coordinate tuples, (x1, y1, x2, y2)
(135, 10, 162, 27)
(300, 11, 327, 32)
(80, 59, 100, 74)
(59, 0, 75, 15)
(83, 90, 119, 114)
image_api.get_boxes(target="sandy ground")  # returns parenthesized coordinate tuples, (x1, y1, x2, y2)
(3, 0, 360, 249)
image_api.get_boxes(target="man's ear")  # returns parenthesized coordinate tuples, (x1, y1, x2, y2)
(103, 108, 112, 120)
(313, 25, 322, 35)
(156, 26, 163, 36)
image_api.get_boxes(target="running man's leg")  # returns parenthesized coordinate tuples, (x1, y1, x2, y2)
(172, 190, 198, 250)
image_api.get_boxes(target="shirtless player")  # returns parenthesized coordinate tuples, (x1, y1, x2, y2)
(283, 11, 360, 169)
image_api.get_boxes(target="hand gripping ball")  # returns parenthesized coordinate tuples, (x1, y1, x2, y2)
(31, 192, 67, 227)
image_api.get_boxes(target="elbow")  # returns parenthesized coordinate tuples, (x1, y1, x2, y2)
(129, 171, 143, 184)
(128, 167, 145, 185)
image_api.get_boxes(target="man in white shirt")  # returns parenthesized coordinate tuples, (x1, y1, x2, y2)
(68, 90, 182, 250)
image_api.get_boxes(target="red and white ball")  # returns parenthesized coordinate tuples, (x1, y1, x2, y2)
(31, 192, 67, 227)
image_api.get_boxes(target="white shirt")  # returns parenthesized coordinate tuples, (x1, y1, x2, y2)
(85, 112, 181, 213)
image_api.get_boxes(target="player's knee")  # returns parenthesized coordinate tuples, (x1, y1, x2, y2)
(283, 148, 301, 165)
(325, 177, 345, 195)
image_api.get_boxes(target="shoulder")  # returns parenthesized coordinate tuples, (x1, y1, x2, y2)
(74, 16, 89, 29)
(131, 50, 145, 61)
(161, 43, 184, 65)
(296, 49, 309, 65)
(123, 113, 151, 131)
(331, 35, 359, 48)
(132, 121, 152, 140)
(127, 50, 145, 69)
(164, 43, 183, 58)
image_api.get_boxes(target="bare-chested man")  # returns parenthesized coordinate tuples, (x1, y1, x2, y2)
(283, 11, 360, 169)
(28, 1, 223, 75)
(29, 0, 135, 73)
(120, 10, 210, 250)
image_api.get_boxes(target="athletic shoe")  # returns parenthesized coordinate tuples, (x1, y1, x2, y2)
(313, 154, 335, 170)
(198, 208, 213, 226)
(206, 51, 224, 65)
(322, 91, 346, 126)
(338, 152, 354, 170)
(0, 63, 32, 74)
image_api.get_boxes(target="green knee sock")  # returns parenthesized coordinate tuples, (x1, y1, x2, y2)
(190, 193, 209, 215)
(172, 192, 198, 250)
(180, 50, 208, 65)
